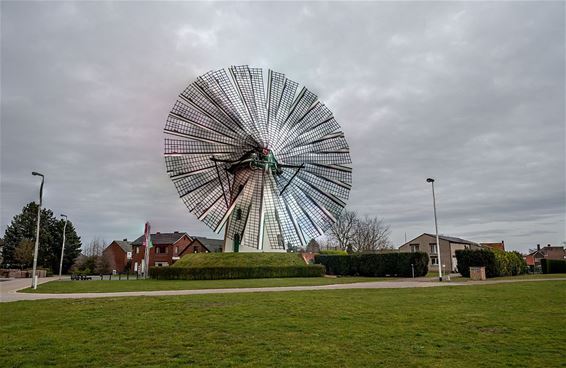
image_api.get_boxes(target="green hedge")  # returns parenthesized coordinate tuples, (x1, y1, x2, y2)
(149, 265, 326, 280)
(455, 249, 527, 278)
(314, 252, 428, 277)
(541, 259, 566, 274)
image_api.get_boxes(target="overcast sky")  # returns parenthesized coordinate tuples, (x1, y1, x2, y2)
(1, 1, 564, 253)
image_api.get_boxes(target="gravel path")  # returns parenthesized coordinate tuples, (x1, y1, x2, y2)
(1, 276, 564, 303)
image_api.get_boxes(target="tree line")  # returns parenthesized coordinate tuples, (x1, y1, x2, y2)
(2, 202, 82, 273)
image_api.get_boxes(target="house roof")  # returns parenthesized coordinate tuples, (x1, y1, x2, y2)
(480, 242, 505, 251)
(131, 232, 188, 246)
(424, 233, 478, 245)
(114, 241, 132, 253)
(192, 237, 223, 252)
(399, 233, 479, 248)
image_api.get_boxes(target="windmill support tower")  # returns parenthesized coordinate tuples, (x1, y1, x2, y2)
(163, 66, 352, 252)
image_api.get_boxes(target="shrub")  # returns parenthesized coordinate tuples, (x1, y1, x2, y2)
(313, 255, 354, 275)
(149, 265, 325, 280)
(455, 249, 497, 277)
(456, 249, 527, 278)
(314, 252, 428, 277)
(541, 259, 566, 274)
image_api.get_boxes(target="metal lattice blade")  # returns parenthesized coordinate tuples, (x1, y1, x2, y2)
(164, 66, 352, 251)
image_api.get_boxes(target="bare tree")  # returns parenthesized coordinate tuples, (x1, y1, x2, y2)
(83, 237, 107, 257)
(328, 210, 358, 252)
(351, 216, 392, 253)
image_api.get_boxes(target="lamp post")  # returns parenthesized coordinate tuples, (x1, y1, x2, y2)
(58, 214, 68, 279)
(31, 171, 44, 289)
(426, 178, 443, 281)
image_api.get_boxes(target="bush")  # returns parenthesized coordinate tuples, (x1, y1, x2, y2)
(149, 265, 326, 280)
(313, 255, 354, 275)
(455, 249, 497, 278)
(456, 249, 527, 278)
(541, 259, 566, 274)
(314, 252, 428, 277)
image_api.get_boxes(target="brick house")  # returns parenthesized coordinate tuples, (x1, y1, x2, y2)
(178, 236, 224, 257)
(130, 231, 192, 273)
(399, 233, 481, 273)
(524, 244, 566, 267)
(102, 239, 132, 273)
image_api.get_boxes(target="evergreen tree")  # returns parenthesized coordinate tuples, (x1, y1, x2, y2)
(2, 202, 82, 273)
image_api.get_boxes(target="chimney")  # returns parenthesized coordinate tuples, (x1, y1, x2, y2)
(174, 231, 179, 233)
(156, 232, 161, 234)
(537, 244, 540, 251)
(123, 238, 127, 241)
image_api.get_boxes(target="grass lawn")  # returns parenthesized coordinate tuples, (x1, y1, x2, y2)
(2, 281, 565, 367)
(20, 276, 389, 294)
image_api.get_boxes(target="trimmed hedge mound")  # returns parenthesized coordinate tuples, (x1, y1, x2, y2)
(150, 265, 325, 280)
(455, 249, 527, 278)
(314, 252, 428, 277)
(319, 250, 348, 255)
(541, 259, 566, 274)
(172, 252, 306, 268)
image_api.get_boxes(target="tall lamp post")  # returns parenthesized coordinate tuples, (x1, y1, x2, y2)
(58, 214, 68, 279)
(426, 178, 443, 282)
(31, 171, 44, 289)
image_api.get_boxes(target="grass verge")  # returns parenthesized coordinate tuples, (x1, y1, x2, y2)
(2, 281, 564, 367)
(20, 276, 389, 294)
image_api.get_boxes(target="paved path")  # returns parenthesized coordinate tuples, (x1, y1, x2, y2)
(1, 277, 564, 303)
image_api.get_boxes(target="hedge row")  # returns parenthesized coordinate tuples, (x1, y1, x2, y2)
(314, 252, 429, 277)
(455, 249, 527, 278)
(541, 259, 566, 274)
(149, 265, 326, 280)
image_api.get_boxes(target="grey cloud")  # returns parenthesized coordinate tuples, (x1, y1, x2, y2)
(1, 1, 564, 254)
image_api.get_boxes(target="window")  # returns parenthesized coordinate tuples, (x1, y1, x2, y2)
(236, 208, 242, 221)
(193, 246, 199, 253)
(464, 244, 470, 250)
(431, 256, 438, 265)
(410, 244, 419, 253)
(175, 246, 178, 254)
(136, 247, 139, 254)
(430, 244, 438, 254)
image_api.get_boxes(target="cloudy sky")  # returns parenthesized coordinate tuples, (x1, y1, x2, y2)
(1, 1, 564, 253)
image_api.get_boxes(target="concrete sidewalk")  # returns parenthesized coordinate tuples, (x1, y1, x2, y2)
(1, 277, 564, 303)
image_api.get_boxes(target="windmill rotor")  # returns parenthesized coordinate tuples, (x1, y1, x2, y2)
(164, 65, 352, 252)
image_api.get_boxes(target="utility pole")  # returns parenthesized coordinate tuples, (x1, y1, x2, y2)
(31, 172, 44, 289)
(426, 178, 443, 282)
(58, 214, 68, 279)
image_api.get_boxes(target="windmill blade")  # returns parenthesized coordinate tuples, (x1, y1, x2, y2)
(164, 66, 352, 252)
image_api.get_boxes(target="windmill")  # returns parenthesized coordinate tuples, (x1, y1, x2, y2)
(164, 65, 352, 252)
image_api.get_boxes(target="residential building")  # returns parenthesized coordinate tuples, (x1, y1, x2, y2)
(398, 233, 481, 273)
(178, 236, 224, 257)
(524, 244, 566, 267)
(130, 231, 192, 273)
(102, 239, 132, 273)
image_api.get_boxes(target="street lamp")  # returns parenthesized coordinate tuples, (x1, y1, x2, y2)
(58, 214, 68, 279)
(31, 171, 44, 289)
(426, 178, 443, 282)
